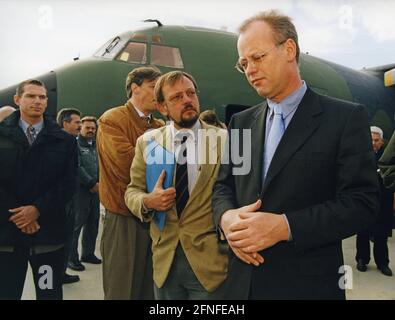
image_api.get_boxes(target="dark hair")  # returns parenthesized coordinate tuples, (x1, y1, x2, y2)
(199, 110, 223, 128)
(239, 10, 300, 63)
(56, 108, 81, 128)
(154, 71, 198, 104)
(81, 116, 98, 127)
(16, 79, 47, 97)
(125, 66, 162, 99)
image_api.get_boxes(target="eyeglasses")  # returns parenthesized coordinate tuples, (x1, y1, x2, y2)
(235, 40, 286, 74)
(168, 89, 198, 104)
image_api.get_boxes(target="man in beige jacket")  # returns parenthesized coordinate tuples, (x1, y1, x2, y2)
(125, 71, 249, 299)
(97, 67, 163, 300)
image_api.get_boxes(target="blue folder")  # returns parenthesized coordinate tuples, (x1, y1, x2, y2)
(145, 139, 175, 231)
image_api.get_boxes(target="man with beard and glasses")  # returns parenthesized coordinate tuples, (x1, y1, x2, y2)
(124, 71, 249, 299)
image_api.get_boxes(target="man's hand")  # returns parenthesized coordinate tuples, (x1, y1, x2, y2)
(143, 170, 176, 211)
(221, 200, 264, 266)
(227, 204, 289, 253)
(21, 221, 41, 235)
(9, 205, 40, 229)
(90, 182, 99, 194)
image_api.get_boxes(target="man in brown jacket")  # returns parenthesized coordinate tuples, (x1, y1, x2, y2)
(96, 67, 163, 300)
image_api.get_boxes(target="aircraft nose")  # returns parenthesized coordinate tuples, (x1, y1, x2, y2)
(0, 70, 58, 118)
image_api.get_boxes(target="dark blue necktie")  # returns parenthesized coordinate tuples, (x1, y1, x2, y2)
(175, 136, 189, 217)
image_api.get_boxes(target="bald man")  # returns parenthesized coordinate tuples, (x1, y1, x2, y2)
(0, 106, 16, 122)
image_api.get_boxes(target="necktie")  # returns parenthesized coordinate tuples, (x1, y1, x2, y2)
(263, 104, 285, 181)
(142, 116, 151, 125)
(26, 125, 37, 145)
(175, 135, 189, 218)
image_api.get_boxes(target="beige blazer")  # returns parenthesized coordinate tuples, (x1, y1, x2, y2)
(125, 121, 228, 292)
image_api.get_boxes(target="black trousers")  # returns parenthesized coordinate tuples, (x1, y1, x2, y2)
(70, 189, 99, 263)
(356, 233, 389, 268)
(64, 200, 76, 275)
(0, 246, 64, 300)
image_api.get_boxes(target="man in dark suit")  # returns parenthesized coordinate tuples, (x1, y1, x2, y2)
(56, 108, 82, 284)
(0, 79, 77, 299)
(212, 10, 379, 300)
(356, 126, 393, 276)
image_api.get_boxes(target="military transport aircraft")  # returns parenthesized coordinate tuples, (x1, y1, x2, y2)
(1, 20, 394, 137)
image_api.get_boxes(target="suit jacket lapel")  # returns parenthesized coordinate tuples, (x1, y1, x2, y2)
(184, 121, 219, 210)
(261, 88, 323, 195)
(249, 103, 268, 193)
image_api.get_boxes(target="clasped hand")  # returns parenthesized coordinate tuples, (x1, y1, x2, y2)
(221, 199, 289, 266)
(9, 205, 41, 234)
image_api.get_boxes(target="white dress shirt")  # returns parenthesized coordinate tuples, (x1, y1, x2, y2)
(170, 120, 202, 194)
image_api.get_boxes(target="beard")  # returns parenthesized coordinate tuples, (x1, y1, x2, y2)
(177, 114, 199, 128)
(169, 104, 199, 128)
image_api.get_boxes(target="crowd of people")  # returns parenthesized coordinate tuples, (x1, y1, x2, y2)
(0, 10, 394, 300)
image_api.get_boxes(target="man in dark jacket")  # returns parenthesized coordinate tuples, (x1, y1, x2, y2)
(0, 79, 78, 300)
(56, 107, 82, 284)
(356, 126, 393, 276)
(68, 116, 101, 271)
(212, 11, 379, 300)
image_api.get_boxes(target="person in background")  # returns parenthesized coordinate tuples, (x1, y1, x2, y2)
(97, 66, 163, 300)
(57, 108, 82, 137)
(56, 107, 82, 284)
(69, 116, 101, 271)
(0, 106, 16, 122)
(356, 126, 393, 276)
(199, 109, 227, 129)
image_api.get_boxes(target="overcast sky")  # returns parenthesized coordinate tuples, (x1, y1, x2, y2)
(0, 0, 394, 89)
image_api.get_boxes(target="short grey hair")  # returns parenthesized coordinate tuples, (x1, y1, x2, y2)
(238, 10, 300, 63)
(370, 126, 383, 139)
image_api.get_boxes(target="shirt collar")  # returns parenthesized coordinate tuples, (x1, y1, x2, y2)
(19, 118, 44, 134)
(267, 80, 307, 119)
(134, 106, 152, 119)
(171, 120, 201, 143)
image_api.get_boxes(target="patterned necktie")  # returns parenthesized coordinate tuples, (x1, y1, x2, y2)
(175, 135, 189, 218)
(263, 104, 285, 181)
(142, 116, 151, 125)
(26, 125, 37, 145)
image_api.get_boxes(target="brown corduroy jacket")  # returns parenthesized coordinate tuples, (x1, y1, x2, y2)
(97, 101, 163, 215)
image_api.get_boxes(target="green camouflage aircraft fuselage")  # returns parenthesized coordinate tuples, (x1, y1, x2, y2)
(1, 25, 394, 138)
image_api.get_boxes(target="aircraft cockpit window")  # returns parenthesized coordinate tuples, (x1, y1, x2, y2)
(151, 45, 184, 69)
(116, 42, 147, 64)
(94, 36, 126, 59)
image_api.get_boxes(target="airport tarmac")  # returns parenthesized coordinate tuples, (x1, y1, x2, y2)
(21, 218, 395, 300)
